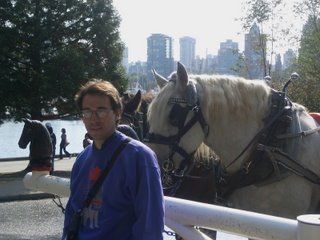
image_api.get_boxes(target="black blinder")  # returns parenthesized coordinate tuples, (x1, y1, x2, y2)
(169, 104, 189, 128)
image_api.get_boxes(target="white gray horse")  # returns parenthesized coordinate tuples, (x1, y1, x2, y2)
(147, 62, 320, 220)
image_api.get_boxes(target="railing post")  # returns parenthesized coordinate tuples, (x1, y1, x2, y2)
(297, 214, 320, 240)
(23, 174, 320, 240)
(23, 171, 70, 197)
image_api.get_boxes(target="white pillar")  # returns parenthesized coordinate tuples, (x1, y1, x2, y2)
(297, 214, 320, 240)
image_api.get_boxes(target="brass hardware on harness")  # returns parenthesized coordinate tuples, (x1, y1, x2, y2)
(162, 159, 174, 172)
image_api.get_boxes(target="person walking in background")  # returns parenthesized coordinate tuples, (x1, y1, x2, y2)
(59, 128, 71, 159)
(82, 133, 92, 149)
(45, 122, 56, 173)
(62, 79, 164, 240)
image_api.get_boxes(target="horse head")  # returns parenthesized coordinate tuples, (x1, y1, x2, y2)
(123, 90, 141, 115)
(147, 62, 208, 189)
(121, 90, 141, 126)
(120, 90, 143, 139)
(18, 118, 33, 149)
(18, 119, 53, 171)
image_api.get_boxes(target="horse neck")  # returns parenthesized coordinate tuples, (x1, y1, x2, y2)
(198, 78, 270, 170)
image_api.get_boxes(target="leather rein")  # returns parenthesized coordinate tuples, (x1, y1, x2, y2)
(216, 91, 320, 201)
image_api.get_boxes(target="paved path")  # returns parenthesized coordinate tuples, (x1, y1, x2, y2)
(0, 157, 76, 173)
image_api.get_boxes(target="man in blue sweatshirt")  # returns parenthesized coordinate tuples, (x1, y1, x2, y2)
(62, 79, 164, 240)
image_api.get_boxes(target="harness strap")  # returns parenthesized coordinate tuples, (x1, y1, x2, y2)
(225, 106, 291, 169)
(194, 107, 209, 137)
(146, 105, 208, 146)
(122, 112, 135, 121)
(176, 111, 200, 139)
(257, 144, 320, 185)
(172, 104, 208, 141)
(276, 126, 320, 139)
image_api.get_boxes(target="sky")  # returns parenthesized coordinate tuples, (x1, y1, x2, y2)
(113, 0, 246, 63)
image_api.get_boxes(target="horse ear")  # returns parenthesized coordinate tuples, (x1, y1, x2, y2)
(135, 90, 142, 101)
(124, 90, 142, 114)
(130, 90, 142, 111)
(152, 69, 168, 89)
(176, 62, 188, 91)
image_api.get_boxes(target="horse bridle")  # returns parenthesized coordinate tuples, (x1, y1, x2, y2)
(121, 112, 136, 126)
(121, 111, 142, 135)
(145, 95, 209, 193)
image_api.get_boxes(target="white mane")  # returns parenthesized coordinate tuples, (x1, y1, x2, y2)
(148, 74, 272, 168)
(190, 74, 271, 122)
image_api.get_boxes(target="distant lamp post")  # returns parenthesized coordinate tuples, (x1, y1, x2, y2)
(264, 75, 272, 87)
(282, 72, 300, 93)
(290, 72, 300, 81)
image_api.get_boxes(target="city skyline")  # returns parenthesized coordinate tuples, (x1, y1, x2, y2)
(113, 0, 303, 63)
(114, 0, 244, 62)
(125, 25, 297, 86)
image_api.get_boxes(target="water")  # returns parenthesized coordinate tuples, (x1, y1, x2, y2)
(0, 120, 87, 159)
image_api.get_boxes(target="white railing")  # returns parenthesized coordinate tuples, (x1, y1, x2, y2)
(23, 171, 320, 240)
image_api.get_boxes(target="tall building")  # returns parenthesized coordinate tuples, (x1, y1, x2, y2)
(274, 54, 282, 73)
(244, 23, 266, 79)
(121, 47, 129, 72)
(217, 39, 239, 75)
(179, 36, 196, 73)
(128, 61, 148, 91)
(147, 34, 174, 87)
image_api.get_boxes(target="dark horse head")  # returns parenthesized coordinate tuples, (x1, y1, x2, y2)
(120, 90, 156, 141)
(120, 90, 142, 139)
(18, 119, 53, 172)
(121, 90, 142, 125)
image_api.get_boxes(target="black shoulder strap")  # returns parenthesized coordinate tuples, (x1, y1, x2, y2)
(82, 138, 131, 209)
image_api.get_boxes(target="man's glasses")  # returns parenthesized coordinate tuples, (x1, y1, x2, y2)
(80, 109, 112, 119)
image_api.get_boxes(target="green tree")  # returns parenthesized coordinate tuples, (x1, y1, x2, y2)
(294, 14, 320, 111)
(0, 0, 126, 122)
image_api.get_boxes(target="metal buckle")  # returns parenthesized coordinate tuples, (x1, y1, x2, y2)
(162, 159, 174, 172)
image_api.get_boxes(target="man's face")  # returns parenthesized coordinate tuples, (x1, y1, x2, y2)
(81, 94, 121, 149)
